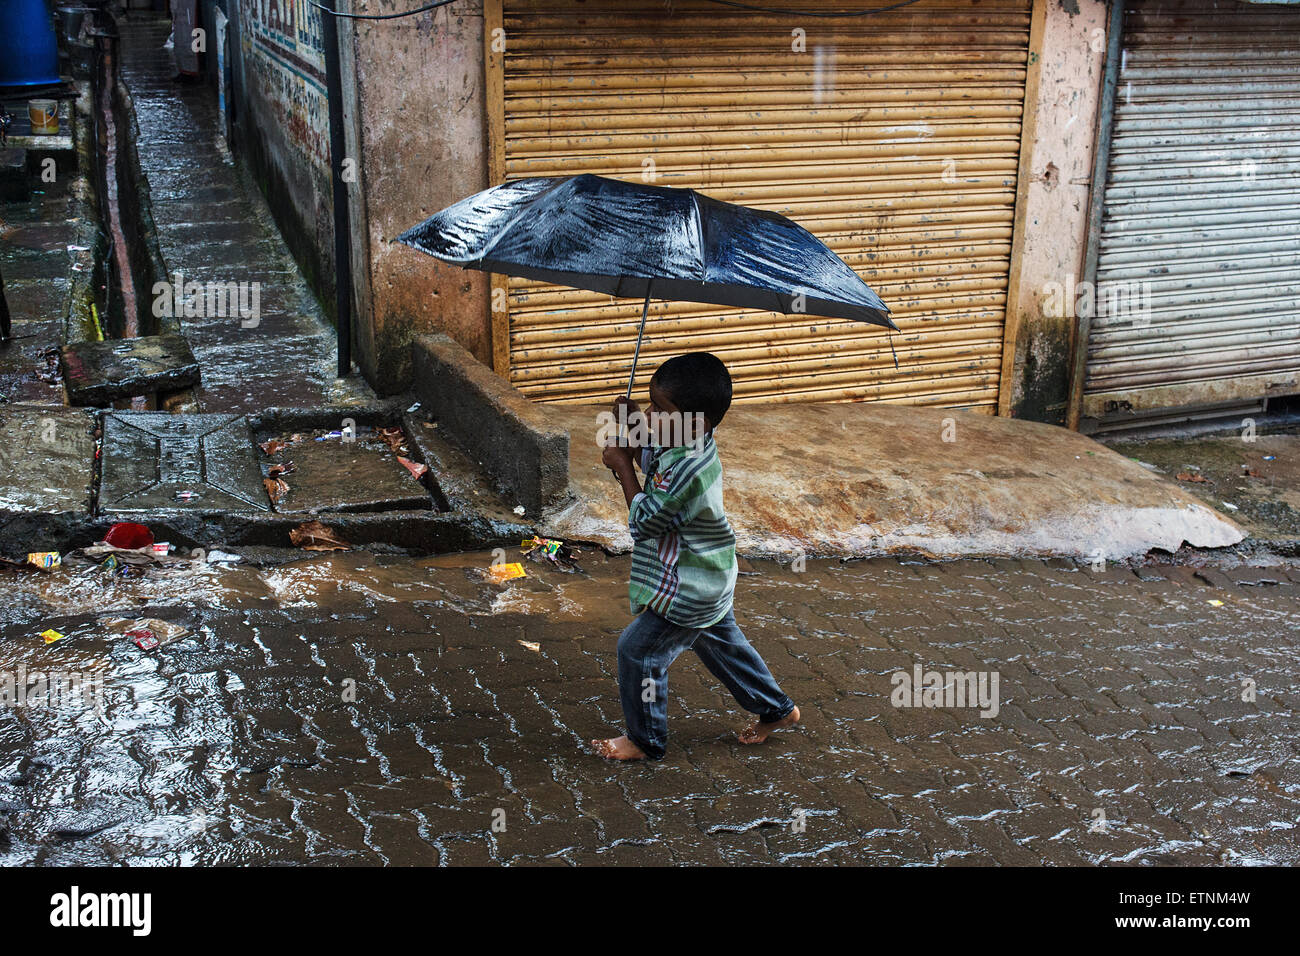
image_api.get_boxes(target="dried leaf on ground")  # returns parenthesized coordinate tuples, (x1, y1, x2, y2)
(289, 520, 350, 551)
(397, 455, 428, 480)
(263, 476, 290, 504)
(377, 426, 408, 454)
(1176, 472, 1208, 483)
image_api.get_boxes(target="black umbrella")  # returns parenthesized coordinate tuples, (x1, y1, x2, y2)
(397, 174, 895, 396)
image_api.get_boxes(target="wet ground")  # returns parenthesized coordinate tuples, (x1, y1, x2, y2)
(1113, 432, 1300, 546)
(118, 17, 371, 413)
(0, 176, 78, 405)
(2, 549, 1297, 866)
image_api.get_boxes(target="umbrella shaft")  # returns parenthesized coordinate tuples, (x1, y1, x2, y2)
(618, 283, 655, 447)
(626, 285, 652, 400)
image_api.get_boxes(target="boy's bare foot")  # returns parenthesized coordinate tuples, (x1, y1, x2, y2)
(591, 735, 647, 760)
(738, 705, 800, 744)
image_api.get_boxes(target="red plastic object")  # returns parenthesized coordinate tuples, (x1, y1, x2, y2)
(104, 522, 154, 550)
(129, 629, 159, 651)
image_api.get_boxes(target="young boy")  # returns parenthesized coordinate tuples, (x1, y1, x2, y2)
(593, 352, 799, 761)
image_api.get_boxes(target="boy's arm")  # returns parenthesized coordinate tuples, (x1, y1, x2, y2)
(618, 456, 701, 543)
(612, 396, 647, 463)
(603, 438, 705, 541)
(605, 455, 642, 512)
(603, 445, 643, 506)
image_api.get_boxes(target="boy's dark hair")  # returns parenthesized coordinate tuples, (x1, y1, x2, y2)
(651, 352, 733, 428)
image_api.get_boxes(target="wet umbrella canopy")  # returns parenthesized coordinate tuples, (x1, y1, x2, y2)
(397, 174, 894, 394)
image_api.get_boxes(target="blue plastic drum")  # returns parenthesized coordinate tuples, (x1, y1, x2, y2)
(0, 0, 62, 89)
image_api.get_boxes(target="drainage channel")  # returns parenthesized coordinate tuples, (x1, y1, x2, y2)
(60, 8, 200, 413)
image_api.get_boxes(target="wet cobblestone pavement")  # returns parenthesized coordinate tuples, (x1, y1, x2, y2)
(2, 551, 1297, 866)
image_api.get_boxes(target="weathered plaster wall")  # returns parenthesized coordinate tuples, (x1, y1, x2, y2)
(233, 0, 336, 319)
(1007, 0, 1108, 424)
(350, 0, 490, 393)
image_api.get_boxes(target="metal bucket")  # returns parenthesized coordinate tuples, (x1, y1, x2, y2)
(56, 6, 96, 44)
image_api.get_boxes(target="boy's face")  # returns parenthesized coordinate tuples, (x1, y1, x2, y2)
(646, 379, 709, 447)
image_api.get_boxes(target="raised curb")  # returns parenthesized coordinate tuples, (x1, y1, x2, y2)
(411, 333, 569, 516)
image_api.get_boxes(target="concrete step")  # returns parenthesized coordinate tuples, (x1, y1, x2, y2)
(60, 333, 201, 407)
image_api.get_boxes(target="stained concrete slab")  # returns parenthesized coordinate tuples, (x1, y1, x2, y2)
(60, 333, 201, 406)
(257, 430, 432, 514)
(411, 334, 569, 515)
(0, 404, 97, 513)
(100, 412, 269, 513)
(542, 403, 1246, 560)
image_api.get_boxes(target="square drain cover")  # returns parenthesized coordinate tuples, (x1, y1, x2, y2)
(100, 413, 269, 513)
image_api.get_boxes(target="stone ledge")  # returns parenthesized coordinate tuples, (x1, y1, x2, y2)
(543, 402, 1247, 560)
(411, 333, 569, 516)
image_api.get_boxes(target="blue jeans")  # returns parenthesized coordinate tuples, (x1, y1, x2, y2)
(617, 607, 794, 760)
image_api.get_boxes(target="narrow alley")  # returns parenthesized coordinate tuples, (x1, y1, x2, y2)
(117, 16, 368, 412)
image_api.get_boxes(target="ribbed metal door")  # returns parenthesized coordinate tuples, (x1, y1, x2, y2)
(497, 0, 1034, 408)
(1084, 0, 1300, 416)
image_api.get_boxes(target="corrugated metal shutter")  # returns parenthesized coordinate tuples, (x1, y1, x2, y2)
(1084, 0, 1300, 416)
(497, 0, 1033, 408)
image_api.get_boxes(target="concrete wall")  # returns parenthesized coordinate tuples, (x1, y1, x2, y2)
(348, 0, 491, 393)
(1005, 0, 1109, 424)
(219, 0, 1109, 423)
(231, 0, 337, 319)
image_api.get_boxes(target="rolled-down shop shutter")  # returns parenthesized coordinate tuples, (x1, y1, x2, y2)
(495, 0, 1035, 408)
(1083, 0, 1300, 421)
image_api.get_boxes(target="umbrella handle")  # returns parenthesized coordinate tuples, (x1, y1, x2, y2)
(618, 283, 653, 449)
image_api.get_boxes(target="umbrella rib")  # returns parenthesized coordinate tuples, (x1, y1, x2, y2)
(688, 190, 707, 283)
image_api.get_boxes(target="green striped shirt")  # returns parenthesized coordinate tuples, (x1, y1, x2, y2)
(627, 433, 737, 628)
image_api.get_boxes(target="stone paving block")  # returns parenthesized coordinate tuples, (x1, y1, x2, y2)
(1224, 566, 1292, 586)
(60, 333, 200, 407)
(580, 841, 678, 866)
(0, 404, 96, 514)
(1158, 564, 1204, 587)
(99, 411, 269, 512)
(1194, 567, 1234, 589)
